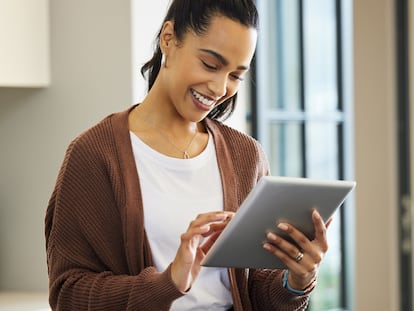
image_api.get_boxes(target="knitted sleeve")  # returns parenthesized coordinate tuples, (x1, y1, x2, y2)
(248, 269, 310, 310)
(45, 125, 183, 311)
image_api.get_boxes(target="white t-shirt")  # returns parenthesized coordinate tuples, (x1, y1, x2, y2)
(130, 131, 233, 311)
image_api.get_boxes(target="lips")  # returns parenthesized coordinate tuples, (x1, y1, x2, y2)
(191, 89, 216, 107)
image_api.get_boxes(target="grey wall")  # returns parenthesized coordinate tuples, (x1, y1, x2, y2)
(0, 0, 133, 291)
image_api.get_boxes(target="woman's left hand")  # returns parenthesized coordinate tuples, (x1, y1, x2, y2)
(263, 209, 332, 290)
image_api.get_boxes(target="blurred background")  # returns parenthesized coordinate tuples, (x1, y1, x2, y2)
(0, 0, 411, 310)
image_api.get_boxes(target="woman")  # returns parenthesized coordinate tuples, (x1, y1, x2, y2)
(45, 0, 329, 310)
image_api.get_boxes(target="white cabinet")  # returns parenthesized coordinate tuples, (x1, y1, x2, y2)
(0, 0, 50, 87)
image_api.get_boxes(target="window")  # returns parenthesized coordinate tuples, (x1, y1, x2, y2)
(253, 0, 353, 309)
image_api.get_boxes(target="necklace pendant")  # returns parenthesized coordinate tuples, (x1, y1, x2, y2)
(183, 151, 190, 159)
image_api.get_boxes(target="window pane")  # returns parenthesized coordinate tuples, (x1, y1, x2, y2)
(256, 0, 301, 113)
(303, 0, 338, 112)
(268, 122, 303, 176)
(306, 122, 340, 179)
(272, 0, 301, 111)
(309, 218, 342, 309)
(305, 122, 342, 310)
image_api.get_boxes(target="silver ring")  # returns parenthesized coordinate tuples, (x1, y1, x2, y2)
(294, 251, 304, 263)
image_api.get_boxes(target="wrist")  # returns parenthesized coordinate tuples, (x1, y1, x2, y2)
(282, 270, 317, 295)
(170, 262, 191, 293)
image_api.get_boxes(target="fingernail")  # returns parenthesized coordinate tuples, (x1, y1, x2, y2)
(263, 243, 272, 251)
(267, 232, 277, 240)
(313, 209, 320, 219)
(278, 223, 288, 231)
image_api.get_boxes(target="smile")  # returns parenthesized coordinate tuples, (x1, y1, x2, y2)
(191, 89, 216, 107)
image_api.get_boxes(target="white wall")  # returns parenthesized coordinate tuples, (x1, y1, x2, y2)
(0, 0, 133, 291)
(131, 0, 169, 104)
(353, 0, 399, 310)
(0, 0, 50, 87)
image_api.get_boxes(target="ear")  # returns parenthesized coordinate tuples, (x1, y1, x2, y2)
(160, 21, 176, 54)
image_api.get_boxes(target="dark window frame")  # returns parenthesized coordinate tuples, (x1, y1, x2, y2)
(396, 0, 412, 310)
(251, 0, 353, 309)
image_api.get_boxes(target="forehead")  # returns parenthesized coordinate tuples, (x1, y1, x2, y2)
(184, 16, 257, 66)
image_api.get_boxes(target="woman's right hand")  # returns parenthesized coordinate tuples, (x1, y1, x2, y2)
(170, 211, 233, 292)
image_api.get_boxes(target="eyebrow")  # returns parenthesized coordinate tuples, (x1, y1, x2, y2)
(199, 49, 249, 71)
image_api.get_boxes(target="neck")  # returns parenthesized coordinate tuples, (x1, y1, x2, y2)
(129, 102, 211, 159)
(135, 98, 200, 135)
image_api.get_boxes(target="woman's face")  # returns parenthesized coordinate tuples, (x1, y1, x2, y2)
(160, 15, 257, 122)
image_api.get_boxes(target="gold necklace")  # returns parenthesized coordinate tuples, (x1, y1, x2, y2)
(136, 106, 199, 159)
(157, 127, 199, 159)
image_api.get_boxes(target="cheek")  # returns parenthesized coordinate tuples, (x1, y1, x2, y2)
(215, 85, 239, 107)
(175, 66, 204, 89)
(226, 82, 240, 98)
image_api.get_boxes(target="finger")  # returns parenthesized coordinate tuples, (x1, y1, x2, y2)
(263, 240, 318, 289)
(183, 212, 228, 235)
(265, 231, 302, 259)
(199, 219, 233, 253)
(276, 223, 312, 253)
(274, 223, 325, 266)
(264, 222, 325, 287)
(199, 231, 222, 254)
(201, 220, 229, 236)
(190, 212, 232, 228)
(325, 217, 334, 229)
(312, 210, 329, 252)
(262, 239, 308, 272)
(180, 212, 232, 244)
(180, 223, 210, 242)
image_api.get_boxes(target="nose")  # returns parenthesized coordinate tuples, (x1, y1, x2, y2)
(207, 75, 228, 99)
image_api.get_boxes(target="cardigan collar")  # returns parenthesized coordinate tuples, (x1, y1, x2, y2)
(110, 105, 238, 273)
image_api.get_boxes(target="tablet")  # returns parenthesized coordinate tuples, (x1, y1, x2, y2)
(201, 176, 356, 269)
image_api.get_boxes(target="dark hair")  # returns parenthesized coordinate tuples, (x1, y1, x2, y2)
(140, 0, 259, 121)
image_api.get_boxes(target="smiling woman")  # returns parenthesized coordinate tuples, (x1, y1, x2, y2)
(130, 14, 257, 160)
(45, 1, 331, 310)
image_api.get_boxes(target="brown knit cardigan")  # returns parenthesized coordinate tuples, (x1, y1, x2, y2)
(45, 106, 310, 310)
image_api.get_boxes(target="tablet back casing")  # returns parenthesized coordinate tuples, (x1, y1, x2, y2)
(201, 176, 356, 269)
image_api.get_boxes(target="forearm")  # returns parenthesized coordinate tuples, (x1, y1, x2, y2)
(48, 251, 183, 311)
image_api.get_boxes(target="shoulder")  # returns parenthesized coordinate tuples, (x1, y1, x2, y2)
(205, 118, 266, 157)
(205, 118, 258, 144)
(66, 107, 130, 157)
(204, 118, 270, 175)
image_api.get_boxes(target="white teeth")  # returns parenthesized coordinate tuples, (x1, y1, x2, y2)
(192, 90, 215, 107)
